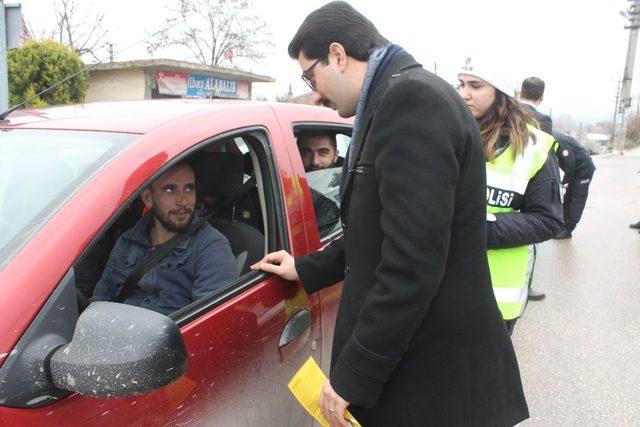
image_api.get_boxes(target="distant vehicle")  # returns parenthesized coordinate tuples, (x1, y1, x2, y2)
(582, 140, 601, 155)
(0, 100, 352, 425)
(583, 133, 611, 155)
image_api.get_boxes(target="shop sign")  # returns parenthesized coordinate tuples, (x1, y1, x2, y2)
(156, 70, 188, 95)
(187, 74, 239, 98)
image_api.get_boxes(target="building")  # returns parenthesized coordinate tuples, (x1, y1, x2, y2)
(86, 59, 274, 102)
(582, 133, 610, 155)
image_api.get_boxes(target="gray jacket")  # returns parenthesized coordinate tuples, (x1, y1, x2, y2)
(91, 213, 237, 315)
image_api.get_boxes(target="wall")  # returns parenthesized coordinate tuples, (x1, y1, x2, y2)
(86, 69, 147, 102)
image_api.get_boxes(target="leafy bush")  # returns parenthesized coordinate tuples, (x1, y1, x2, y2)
(8, 40, 88, 107)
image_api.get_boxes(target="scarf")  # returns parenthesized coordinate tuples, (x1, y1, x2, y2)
(348, 44, 405, 167)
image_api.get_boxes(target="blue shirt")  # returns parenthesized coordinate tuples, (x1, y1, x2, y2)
(91, 213, 237, 315)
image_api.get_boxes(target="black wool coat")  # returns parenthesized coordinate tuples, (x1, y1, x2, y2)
(295, 53, 529, 426)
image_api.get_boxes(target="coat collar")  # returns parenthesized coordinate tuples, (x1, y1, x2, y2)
(340, 53, 421, 206)
(521, 102, 539, 113)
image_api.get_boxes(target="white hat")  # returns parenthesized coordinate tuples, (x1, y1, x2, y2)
(458, 57, 516, 98)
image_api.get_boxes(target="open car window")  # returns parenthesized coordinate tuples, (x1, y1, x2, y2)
(294, 127, 352, 241)
(74, 128, 283, 323)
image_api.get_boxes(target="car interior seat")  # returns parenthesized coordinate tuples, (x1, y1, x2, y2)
(190, 151, 265, 275)
(208, 217, 264, 276)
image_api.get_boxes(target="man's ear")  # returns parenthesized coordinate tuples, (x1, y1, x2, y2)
(328, 42, 348, 71)
(141, 188, 153, 209)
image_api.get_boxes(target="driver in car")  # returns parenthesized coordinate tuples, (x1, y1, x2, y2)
(90, 161, 237, 315)
(298, 132, 342, 234)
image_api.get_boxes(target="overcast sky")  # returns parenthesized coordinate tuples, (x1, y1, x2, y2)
(15, 0, 636, 124)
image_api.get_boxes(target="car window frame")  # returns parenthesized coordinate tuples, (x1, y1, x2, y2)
(171, 128, 288, 326)
(71, 126, 288, 327)
(291, 122, 352, 243)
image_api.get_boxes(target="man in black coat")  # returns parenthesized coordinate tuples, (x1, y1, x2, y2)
(252, 2, 528, 426)
(519, 77, 553, 134)
(552, 131, 596, 238)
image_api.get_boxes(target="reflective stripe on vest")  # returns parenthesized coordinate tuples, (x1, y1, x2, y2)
(486, 125, 554, 320)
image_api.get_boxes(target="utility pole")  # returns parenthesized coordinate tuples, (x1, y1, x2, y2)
(0, 1, 22, 112)
(610, 79, 622, 149)
(617, 0, 640, 154)
(0, 0, 8, 111)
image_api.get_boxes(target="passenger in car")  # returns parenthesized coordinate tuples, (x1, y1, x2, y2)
(298, 131, 344, 171)
(90, 162, 237, 315)
(298, 132, 341, 234)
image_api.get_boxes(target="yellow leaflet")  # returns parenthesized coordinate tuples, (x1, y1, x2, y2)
(288, 356, 360, 427)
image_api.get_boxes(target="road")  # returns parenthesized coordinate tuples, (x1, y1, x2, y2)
(513, 149, 640, 425)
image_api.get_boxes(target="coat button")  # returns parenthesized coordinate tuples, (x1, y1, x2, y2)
(344, 266, 350, 275)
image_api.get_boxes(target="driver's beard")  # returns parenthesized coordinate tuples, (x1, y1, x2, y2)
(152, 205, 195, 233)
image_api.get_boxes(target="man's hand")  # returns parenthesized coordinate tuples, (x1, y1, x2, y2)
(319, 380, 350, 427)
(250, 250, 300, 281)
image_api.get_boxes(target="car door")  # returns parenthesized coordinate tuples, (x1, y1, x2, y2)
(0, 113, 321, 426)
(283, 120, 353, 376)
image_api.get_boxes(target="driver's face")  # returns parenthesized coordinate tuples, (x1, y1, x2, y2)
(144, 164, 196, 233)
(299, 136, 338, 172)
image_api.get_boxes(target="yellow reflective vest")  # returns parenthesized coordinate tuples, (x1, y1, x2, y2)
(486, 125, 556, 320)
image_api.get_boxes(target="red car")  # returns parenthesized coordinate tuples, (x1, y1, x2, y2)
(0, 100, 352, 425)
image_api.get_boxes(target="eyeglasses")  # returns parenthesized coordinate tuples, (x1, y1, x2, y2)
(301, 58, 323, 91)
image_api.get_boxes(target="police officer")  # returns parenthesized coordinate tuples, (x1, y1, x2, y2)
(519, 77, 552, 134)
(458, 59, 563, 329)
(553, 131, 596, 239)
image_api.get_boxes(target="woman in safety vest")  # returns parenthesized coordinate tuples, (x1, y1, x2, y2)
(457, 58, 563, 334)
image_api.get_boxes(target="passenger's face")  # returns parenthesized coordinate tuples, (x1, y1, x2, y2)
(298, 51, 358, 118)
(458, 74, 497, 119)
(299, 136, 338, 171)
(143, 164, 196, 233)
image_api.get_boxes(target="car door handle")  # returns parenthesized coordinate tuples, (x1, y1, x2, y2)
(278, 309, 311, 349)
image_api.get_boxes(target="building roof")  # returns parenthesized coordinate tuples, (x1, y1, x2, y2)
(88, 58, 275, 83)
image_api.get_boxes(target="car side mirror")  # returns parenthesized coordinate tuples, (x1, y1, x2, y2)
(49, 301, 188, 398)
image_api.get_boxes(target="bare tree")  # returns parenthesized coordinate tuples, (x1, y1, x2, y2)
(22, 20, 55, 42)
(147, 0, 272, 67)
(53, 0, 108, 61)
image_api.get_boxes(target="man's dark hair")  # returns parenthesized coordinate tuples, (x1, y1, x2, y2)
(288, 1, 388, 61)
(147, 160, 194, 191)
(520, 77, 546, 101)
(298, 131, 338, 151)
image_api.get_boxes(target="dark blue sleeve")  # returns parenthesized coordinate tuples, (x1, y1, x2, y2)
(191, 226, 238, 301)
(89, 240, 124, 302)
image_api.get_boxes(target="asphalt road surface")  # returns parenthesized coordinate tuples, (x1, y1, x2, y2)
(513, 148, 640, 425)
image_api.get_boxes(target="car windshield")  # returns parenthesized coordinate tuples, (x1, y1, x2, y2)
(0, 129, 137, 269)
